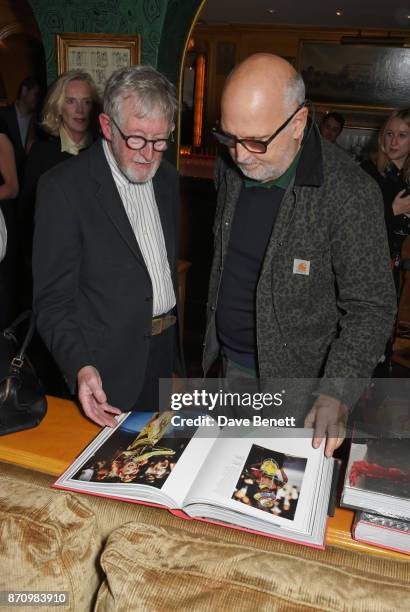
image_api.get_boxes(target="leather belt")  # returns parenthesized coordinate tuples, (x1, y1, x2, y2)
(151, 314, 177, 336)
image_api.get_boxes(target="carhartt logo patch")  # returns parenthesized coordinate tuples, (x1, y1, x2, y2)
(293, 259, 310, 275)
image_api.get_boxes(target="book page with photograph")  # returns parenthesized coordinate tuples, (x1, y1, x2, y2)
(183, 430, 332, 535)
(55, 411, 219, 508)
(231, 445, 306, 522)
(341, 426, 410, 520)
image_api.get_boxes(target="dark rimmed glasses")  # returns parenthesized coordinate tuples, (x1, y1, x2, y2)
(110, 116, 174, 152)
(212, 101, 306, 154)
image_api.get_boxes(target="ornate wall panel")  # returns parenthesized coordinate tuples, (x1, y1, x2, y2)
(28, 0, 168, 84)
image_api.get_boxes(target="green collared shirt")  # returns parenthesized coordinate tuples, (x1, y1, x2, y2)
(244, 139, 305, 190)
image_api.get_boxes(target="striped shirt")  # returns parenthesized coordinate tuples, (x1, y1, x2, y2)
(103, 139, 176, 317)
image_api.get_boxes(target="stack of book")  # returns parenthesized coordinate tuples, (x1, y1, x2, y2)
(341, 426, 410, 555)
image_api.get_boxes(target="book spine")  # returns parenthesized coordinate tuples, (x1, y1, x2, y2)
(356, 511, 410, 533)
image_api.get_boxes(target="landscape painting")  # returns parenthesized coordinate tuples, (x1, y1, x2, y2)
(299, 42, 410, 109)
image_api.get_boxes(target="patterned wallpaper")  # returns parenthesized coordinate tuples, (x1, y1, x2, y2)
(29, 0, 169, 84)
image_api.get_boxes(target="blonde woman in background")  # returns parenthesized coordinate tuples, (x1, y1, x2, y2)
(361, 108, 410, 261)
(19, 71, 100, 295)
(40, 69, 100, 153)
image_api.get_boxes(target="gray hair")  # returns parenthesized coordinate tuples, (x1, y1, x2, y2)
(103, 65, 178, 127)
(283, 72, 306, 111)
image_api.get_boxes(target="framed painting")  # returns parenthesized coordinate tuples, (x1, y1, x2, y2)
(298, 41, 410, 111)
(56, 33, 141, 93)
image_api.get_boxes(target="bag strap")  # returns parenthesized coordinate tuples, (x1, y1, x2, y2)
(3, 311, 36, 368)
(4, 310, 32, 335)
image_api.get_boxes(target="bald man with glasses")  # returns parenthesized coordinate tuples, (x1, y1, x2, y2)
(33, 66, 183, 426)
(203, 54, 396, 456)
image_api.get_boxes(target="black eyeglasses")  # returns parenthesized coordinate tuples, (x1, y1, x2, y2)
(110, 116, 174, 152)
(212, 101, 306, 154)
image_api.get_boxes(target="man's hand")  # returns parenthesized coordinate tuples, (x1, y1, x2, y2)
(304, 394, 349, 458)
(77, 366, 122, 427)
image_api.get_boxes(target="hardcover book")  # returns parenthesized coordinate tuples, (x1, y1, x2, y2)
(341, 425, 410, 520)
(54, 411, 334, 549)
(353, 512, 410, 556)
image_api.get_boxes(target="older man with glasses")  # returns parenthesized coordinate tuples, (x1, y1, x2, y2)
(203, 53, 396, 456)
(33, 65, 183, 426)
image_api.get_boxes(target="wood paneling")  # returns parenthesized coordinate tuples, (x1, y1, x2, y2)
(191, 23, 410, 145)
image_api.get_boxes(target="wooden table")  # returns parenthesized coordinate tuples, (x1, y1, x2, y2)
(0, 396, 100, 476)
(0, 396, 407, 560)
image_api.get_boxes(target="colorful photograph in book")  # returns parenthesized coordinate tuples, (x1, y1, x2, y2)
(349, 437, 410, 499)
(73, 412, 189, 488)
(232, 444, 307, 520)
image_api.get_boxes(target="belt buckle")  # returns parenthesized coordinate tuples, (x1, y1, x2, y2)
(152, 317, 163, 336)
(152, 313, 176, 336)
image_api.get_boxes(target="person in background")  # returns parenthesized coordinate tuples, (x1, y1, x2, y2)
(17, 71, 100, 396)
(319, 111, 345, 144)
(19, 70, 100, 269)
(0, 77, 41, 328)
(361, 108, 410, 376)
(0, 76, 41, 177)
(0, 119, 19, 328)
(361, 108, 410, 266)
(0, 121, 18, 201)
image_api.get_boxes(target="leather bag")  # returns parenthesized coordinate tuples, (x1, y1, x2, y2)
(0, 311, 47, 435)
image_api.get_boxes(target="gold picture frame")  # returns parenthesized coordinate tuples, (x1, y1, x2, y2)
(298, 40, 410, 112)
(56, 32, 141, 93)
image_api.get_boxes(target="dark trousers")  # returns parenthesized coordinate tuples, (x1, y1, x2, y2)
(131, 324, 175, 412)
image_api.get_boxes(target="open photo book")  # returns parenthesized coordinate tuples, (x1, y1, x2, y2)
(54, 411, 335, 549)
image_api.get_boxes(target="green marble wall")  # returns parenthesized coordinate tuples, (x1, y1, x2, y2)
(29, 0, 202, 85)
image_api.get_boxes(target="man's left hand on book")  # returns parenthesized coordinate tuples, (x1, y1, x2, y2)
(304, 394, 349, 458)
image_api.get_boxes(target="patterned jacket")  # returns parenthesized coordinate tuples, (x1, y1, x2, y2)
(202, 124, 396, 405)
